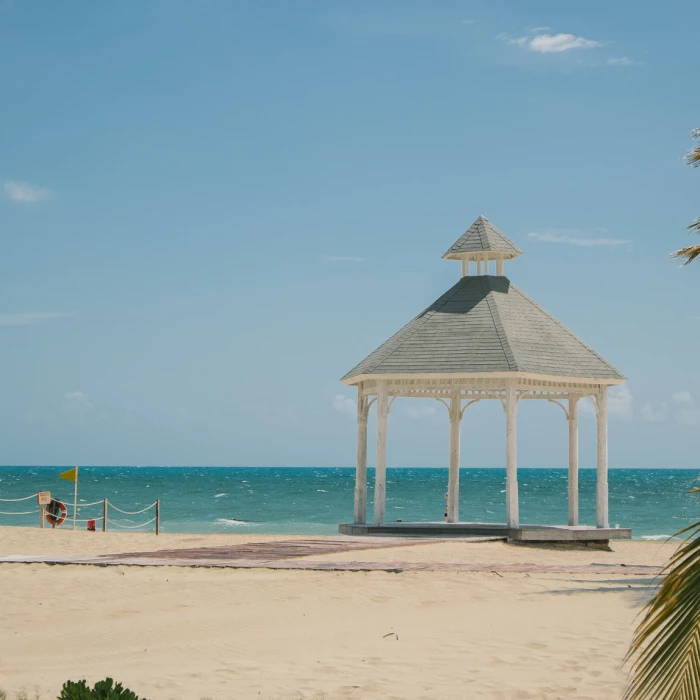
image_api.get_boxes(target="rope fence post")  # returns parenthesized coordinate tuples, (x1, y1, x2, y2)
(155, 499, 160, 535)
(72, 468, 78, 531)
(103, 499, 107, 532)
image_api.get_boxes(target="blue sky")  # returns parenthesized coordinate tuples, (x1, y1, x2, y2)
(1, 0, 699, 468)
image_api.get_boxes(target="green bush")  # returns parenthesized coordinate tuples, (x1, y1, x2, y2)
(57, 679, 143, 700)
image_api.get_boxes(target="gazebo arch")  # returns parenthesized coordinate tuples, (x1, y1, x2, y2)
(339, 216, 630, 543)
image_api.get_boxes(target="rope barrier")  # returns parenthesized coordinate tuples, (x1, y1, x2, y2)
(106, 501, 156, 515)
(0, 509, 39, 515)
(0, 493, 159, 534)
(0, 508, 103, 521)
(1, 495, 104, 507)
(107, 517, 157, 529)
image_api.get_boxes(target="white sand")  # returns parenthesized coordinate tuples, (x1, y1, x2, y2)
(0, 528, 677, 699)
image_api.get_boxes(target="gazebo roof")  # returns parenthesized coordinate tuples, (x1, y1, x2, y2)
(342, 240, 624, 384)
(442, 216, 523, 260)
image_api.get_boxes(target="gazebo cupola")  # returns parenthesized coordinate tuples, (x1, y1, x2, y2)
(442, 215, 523, 277)
(339, 215, 629, 543)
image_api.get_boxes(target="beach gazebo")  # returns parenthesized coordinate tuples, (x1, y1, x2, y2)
(339, 216, 630, 542)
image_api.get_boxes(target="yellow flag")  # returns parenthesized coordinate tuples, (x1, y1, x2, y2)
(59, 467, 78, 483)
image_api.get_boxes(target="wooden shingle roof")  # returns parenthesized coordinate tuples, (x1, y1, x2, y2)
(342, 275, 623, 383)
(443, 216, 523, 259)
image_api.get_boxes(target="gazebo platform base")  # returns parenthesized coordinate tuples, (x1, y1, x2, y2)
(338, 521, 631, 543)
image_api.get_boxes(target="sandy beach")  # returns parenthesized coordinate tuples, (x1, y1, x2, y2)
(0, 527, 678, 700)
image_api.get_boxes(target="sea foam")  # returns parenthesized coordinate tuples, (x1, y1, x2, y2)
(216, 518, 257, 527)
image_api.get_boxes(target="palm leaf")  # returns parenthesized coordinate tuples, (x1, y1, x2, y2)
(684, 129, 700, 167)
(671, 243, 700, 265)
(625, 500, 700, 699)
(685, 146, 700, 167)
(672, 130, 700, 264)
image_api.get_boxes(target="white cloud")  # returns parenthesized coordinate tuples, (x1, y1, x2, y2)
(580, 386, 633, 420)
(461, 19, 476, 25)
(599, 389, 700, 426)
(529, 33, 601, 53)
(608, 385, 633, 421)
(3, 179, 50, 203)
(502, 36, 528, 47)
(528, 230, 632, 247)
(333, 394, 356, 418)
(0, 311, 76, 326)
(642, 401, 668, 422)
(606, 57, 634, 67)
(670, 391, 700, 425)
(403, 402, 438, 419)
(65, 391, 92, 408)
(673, 390, 693, 405)
(504, 32, 601, 54)
(62, 391, 94, 426)
(678, 408, 700, 426)
(326, 255, 365, 262)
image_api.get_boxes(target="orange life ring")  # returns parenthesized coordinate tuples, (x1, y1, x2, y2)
(46, 499, 67, 527)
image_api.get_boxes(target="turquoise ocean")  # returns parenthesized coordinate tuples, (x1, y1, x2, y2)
(1, 467, 699, 539)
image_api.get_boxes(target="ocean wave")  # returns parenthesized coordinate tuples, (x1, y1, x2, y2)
(642, 535, 673, 540)
(215, 493, 227, 498)
(216, 518, 257, 526)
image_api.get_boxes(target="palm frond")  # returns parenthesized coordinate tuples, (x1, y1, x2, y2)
(685, 129, 700, 167)
(624, 519, 700, 699)
(685, 146, 700, 167)
(672, 130, 700, 263)
(671, 244, 700, 265)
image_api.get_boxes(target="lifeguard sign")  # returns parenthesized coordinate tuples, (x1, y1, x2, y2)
(37, 491, 51, 529)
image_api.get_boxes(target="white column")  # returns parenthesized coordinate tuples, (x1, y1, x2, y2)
(568, 396, 579, 526)
(596, 387, 609, 528)
(505, 381, 519, 528)
(353, 391, 368, 525)
(447, 392, 461, 523)
(373, 381, 388, 526)
(461, 258, 469, 277)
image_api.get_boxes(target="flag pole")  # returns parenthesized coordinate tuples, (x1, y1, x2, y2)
(73, 466, 78, 531)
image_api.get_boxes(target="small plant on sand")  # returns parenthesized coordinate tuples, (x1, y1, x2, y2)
(58, 679, 143, 700)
